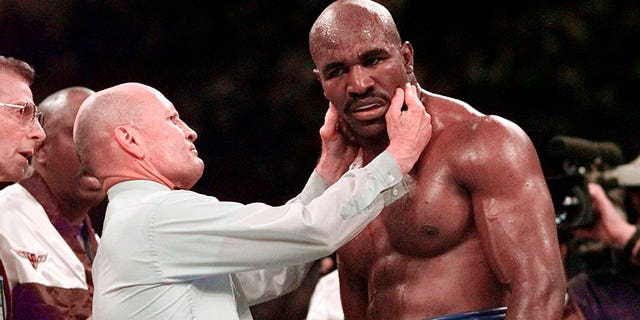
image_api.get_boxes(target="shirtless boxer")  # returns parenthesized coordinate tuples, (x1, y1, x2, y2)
(308, 1, 566, 319)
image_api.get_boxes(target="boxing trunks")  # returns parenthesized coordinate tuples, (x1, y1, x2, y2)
(425, 307, 507, 320)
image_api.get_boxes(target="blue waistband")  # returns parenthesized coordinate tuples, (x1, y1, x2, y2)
(424, 307, 507, 320)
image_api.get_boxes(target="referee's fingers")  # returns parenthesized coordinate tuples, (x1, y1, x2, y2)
(403, 82, 422, 113)
(385, 86, 405, 122)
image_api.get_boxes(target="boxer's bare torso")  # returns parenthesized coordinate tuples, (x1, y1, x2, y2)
(337, 92, 557, 319)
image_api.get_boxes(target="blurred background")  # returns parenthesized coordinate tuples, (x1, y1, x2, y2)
(2, 0, 639, 221)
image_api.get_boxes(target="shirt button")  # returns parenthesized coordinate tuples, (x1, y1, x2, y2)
(392, 188, 399, 196)
(388, 175, 395, 182)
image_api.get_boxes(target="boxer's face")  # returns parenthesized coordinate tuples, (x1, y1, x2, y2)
(310, 6, 413, 142)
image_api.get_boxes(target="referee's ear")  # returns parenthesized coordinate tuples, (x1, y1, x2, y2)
(114, 125, 144, 159)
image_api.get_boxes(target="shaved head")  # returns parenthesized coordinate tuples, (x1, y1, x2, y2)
(39, 87, 94, 131)
(74, 82, 203, 190)
(309, 0, 402, 63)
(74, 83, 154, 177)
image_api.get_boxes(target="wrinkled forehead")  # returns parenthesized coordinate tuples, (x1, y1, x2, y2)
(315, 9, 390, 45)
(0, 70, 33, 101)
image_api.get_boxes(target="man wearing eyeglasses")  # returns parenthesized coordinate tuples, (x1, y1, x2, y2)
(0, 55, 46, 320)
(0, 87, 106, 320)
(0, 55, 45, 183)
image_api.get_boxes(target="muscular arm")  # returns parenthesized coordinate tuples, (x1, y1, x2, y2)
(457, 116, 566, 320)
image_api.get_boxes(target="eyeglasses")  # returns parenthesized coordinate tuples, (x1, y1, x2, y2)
(0, 102, 44, 126)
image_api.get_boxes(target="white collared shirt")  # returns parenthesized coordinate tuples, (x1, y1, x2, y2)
(93, 151, 407, 320)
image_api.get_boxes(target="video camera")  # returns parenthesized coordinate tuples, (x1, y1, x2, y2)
(546, 136, 640, 234)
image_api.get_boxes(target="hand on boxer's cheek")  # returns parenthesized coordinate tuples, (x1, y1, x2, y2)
(338, 118, 357, 145)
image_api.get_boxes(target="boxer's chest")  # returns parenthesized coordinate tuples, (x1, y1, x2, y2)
(339, 166, 475, 272)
